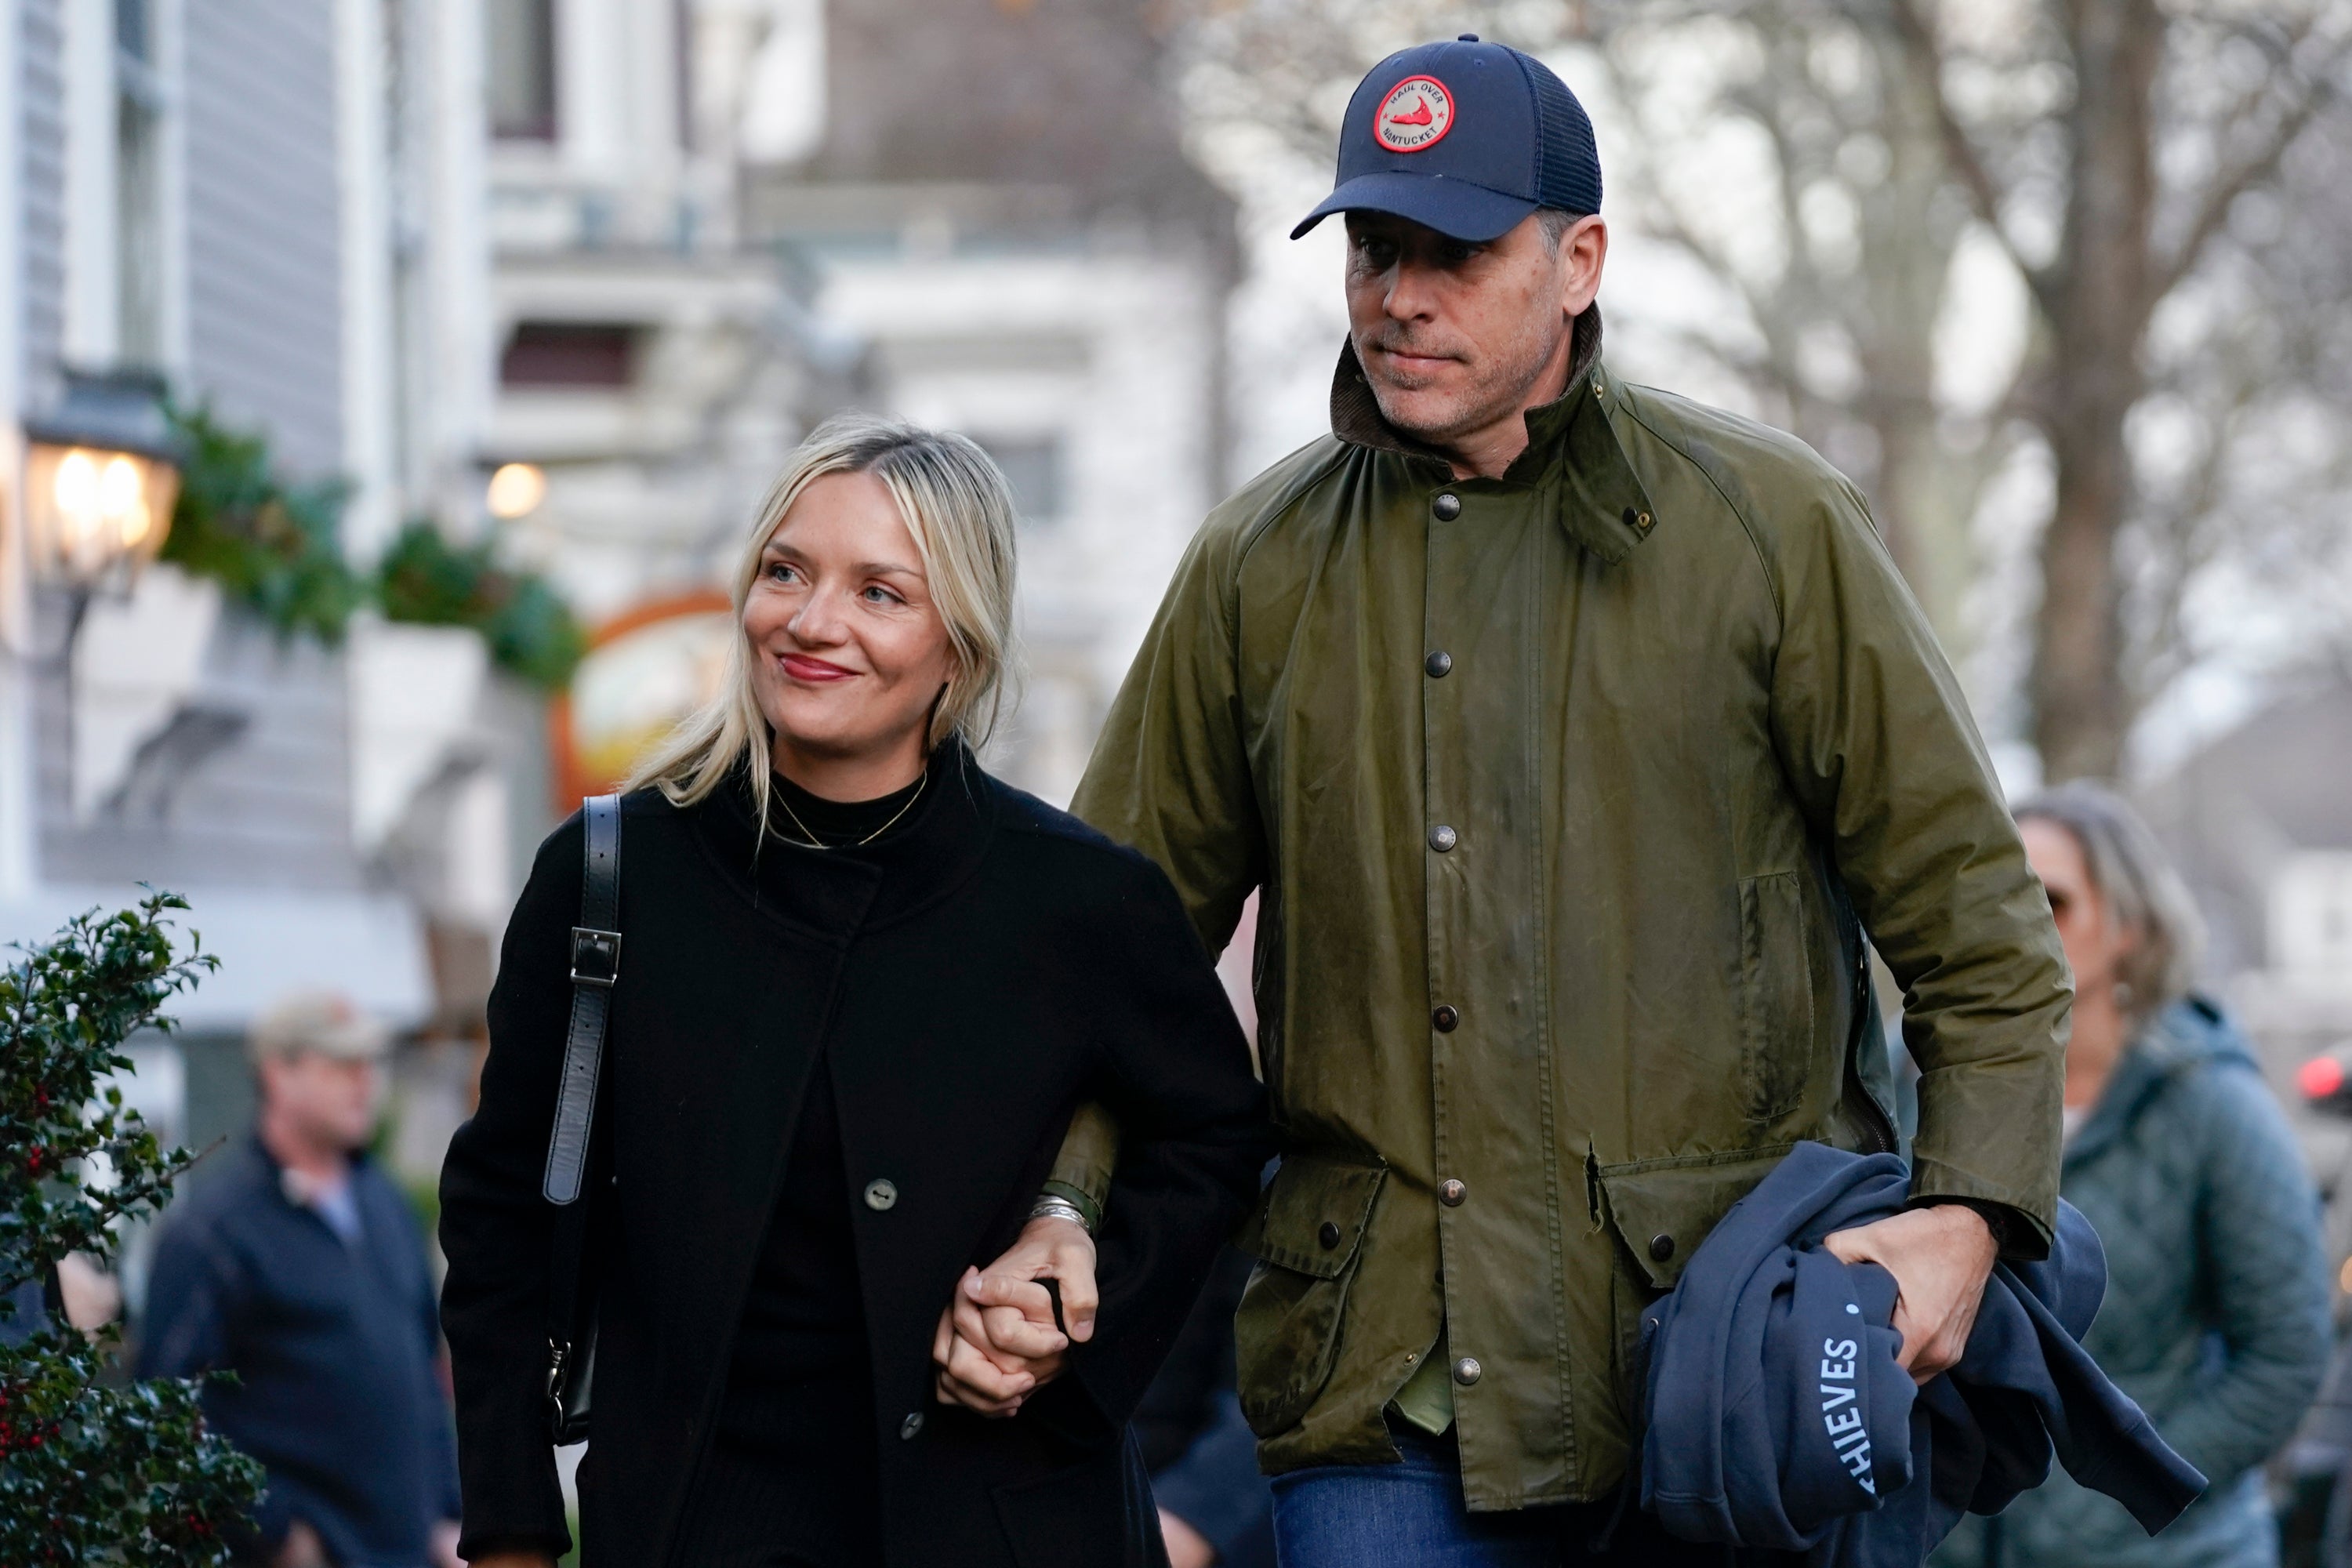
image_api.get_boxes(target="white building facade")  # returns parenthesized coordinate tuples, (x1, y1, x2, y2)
(0, 0, 518, 1176)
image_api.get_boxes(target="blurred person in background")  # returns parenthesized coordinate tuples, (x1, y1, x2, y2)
(939, 34, 2071, 1566)
(1933, 782, 2331, 1568)
(139, 992, 461, 1568)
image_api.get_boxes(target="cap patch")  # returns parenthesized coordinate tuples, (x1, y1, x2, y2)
(1374, 76, 1454, 154)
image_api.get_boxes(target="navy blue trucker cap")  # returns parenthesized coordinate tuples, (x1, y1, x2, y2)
(1292, 35, 1601, 243)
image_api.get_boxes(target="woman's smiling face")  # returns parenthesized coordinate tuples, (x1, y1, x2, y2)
(744, 469, 958, 789)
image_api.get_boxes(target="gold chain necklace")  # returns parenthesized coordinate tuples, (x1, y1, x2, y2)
(772, 766, 928, 851)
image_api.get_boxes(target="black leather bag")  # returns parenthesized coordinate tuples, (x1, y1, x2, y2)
(543, 793, 621, 1445)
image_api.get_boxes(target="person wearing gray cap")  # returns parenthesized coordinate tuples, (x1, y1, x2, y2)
(137, 993, 462, 1568)
(935, 34, 2071, 1566)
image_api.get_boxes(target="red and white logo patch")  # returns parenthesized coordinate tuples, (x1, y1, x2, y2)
(1374, 75, 1454, 154)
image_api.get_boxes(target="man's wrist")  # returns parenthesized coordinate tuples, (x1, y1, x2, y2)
(1919, 1197, 2010, 1254)
(1029, 1192, 1096, 1235)
(1036, 1181, 1102, 1232)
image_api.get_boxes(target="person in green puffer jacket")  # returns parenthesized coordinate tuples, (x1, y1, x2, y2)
(1935, 782, 2332, 1568)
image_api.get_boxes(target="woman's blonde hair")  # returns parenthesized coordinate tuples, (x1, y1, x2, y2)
(626, 413, 1019, 818)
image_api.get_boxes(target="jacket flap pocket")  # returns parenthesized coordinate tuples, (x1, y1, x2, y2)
(1595, 1144, 1795, 1290)
(1249, 1152, 1387, 1279)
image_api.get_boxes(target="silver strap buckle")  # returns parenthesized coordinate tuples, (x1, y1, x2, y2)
(568, 927, 622, 987)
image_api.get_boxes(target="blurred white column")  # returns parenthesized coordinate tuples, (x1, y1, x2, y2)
(339, 0, 400, 560)
(59, 0, 119, 367)
(0, 0, 29, 900)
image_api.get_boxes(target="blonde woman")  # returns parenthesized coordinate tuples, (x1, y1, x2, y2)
(440, 416, 1269, 1568)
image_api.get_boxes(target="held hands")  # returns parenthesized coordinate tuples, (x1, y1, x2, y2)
(930, 1214, 1100, 1417)
(1822, 1203, 1998, 1385)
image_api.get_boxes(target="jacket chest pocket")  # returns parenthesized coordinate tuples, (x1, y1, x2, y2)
(1232, 1152, 1387, 1437)
(1738, 872, 1817, 1122)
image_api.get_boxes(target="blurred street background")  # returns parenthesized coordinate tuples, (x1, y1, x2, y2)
(8, 0, 2352, 1550)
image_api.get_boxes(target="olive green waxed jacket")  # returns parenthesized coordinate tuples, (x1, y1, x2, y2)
(1051, 319, 2071, 1511)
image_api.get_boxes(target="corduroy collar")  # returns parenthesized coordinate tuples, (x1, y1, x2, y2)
(1328, 304, 1659, 564)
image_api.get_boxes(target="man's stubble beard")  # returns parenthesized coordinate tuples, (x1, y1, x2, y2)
(1361, 308, 1574, 448)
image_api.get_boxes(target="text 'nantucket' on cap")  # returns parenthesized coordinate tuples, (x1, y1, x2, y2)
(1292, 35, 1602, 244)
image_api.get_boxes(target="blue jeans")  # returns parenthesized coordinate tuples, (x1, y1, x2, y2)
(1270, 1424, 1790, 1567)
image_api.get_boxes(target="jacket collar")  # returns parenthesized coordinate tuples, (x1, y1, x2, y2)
(1327, 304, 1658, 564)
(688, 740, 997, 939)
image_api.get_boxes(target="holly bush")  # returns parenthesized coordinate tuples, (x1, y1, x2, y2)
(0, 892, 263, 1564)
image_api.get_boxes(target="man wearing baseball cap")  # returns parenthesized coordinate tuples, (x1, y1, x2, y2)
(140, 993, 463, 1568)
(938, 37, 2068, 1563)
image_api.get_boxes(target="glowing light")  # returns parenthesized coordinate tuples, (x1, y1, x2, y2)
(21, 373, 183, 586)
(52, 450, 99, 533)
(2299, 1054, 2345, 1100)
(487, 462, 548, 520)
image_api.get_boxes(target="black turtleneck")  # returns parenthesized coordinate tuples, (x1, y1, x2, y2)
(764, 764, 929, 850)
(717, 760, 938, 1471)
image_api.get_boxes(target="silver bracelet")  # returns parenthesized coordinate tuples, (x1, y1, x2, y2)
(1029, 1195, 1094, 1233)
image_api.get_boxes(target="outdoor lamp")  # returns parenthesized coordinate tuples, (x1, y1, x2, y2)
(486, 461, 546, 520)
(21, 370, 182, 593)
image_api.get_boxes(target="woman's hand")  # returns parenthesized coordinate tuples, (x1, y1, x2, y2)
(930, 1214, 1098, 1415)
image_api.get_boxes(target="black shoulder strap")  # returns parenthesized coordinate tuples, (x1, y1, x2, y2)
(544, 793, 621, 1205)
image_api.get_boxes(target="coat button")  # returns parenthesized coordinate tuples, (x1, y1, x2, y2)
(1452, 1356, 1483, 1386)
(1623, 506, 1653, 533)
(1318, 1221, 1341, 1250)
(863, 1179, 899, 1211)
(1432, 492, 1462, 521)
(1432, 1004, 1459, 1033)
(1439, 1178, 1467, 1207)
(899, 1411, 924, 1439)
(1428, 825, 1457, 853)
(1425, 649, 1453, 678)
(1649, 1232, 1676, 1263)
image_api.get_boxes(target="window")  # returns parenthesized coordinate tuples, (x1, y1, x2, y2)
(976, 436, 1065, 526)
(114, 0, 164, 366)
(488, 0, 557, 141)
(2271, 851, 2352, 976)
(500, 323, 637, 387)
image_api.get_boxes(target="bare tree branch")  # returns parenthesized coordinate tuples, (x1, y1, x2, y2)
(1880, 0, 2062, 320)
(2151, 38, 2350, 299)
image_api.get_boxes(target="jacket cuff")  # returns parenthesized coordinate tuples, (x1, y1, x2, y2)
(1907, 1154, 2053, 1261)
(1045, 1102, 1120, 1222)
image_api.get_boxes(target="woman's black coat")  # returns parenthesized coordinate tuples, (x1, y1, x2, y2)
(438, 755, 1270, 1567)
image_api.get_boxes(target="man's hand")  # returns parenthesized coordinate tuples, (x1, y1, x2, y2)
(1823, 1203, 1998, 1384)
(930, 1214, 1099, 1416)
(464, 1555, 557, 1568)
(428, 1519, 464, 1568)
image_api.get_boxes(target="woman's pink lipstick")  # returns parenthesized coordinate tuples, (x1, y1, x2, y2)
(780, 653, 855, 682)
